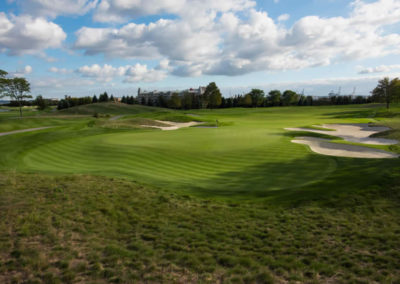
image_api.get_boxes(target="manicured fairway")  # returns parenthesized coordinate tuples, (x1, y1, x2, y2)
(1, 103, 399, 199)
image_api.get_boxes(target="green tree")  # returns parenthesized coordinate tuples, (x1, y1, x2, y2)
(35, 95, 47, 110)
(1, 77, 32, 117)
(247, 89, 265, 107)
(203, 82, 222, 109)
(168, 93, 182, 109)
(92, 95, 98, 103)
(0, 69, 8, 96)
(182, 92, 193, 109)
(99, 92, 109, 102)
(371, 77, 400, 109)
(267, 90, 281, 106)
(209, 90, 222, 109)
(243, 93, 252, 107)
(282, 90, 299, 106)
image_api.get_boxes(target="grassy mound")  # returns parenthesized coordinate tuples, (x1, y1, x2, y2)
(57, 102, 165, 116)
(98, 118, 170, 130)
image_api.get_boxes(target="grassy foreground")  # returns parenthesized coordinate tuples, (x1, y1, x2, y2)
(1, 171, 399, 283)
(0, 103, 399, 283)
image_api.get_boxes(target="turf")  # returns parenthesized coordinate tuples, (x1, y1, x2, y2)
(57, 102, 165, 115)
(0, 103, 399, 282)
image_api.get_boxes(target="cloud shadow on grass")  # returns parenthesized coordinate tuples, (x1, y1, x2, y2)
(187, 155, 400, 208)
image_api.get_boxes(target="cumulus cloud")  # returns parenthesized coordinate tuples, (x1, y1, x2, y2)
(0, 13, 66, 55)
(358, 64, 400, 74)
(93, 0, 255, 23)
(11, 0, 98, 18)
(124, 64, 167, 82)
(73, 0, 400, 78)
(76, 63, 167, 83)
(277, 14, 290, 21)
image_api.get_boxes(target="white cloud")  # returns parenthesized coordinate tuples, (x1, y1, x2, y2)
(68, 0, 398, 78)
(277, 14, 290, 22)
(12, 0, 98, 18)
(93, 0, 255, 23)
(10, 65, 33, 77)
(76, 63, 167, 83)
(49, 67, 72, 74)
(358, 64, 400, 74)
(32, 77, 95, 89)
(124, 64, 167, 82)
(0, 13, 66, 55)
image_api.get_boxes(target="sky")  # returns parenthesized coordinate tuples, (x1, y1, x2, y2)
(0, 0, 400, 98)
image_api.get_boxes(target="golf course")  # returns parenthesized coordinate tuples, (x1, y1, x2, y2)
(1, 103, 400, 283)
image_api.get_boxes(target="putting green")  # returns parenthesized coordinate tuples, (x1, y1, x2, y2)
(21, 117, 339, 196)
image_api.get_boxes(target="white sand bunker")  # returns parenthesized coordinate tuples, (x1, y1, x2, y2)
(141, 120, 203, 131)
(285, 124, 397, 145)
(286, 123, 399, 159)
(293, 137, 398, 159)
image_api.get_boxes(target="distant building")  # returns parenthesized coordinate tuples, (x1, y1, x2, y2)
(185, 86, 206, 96)
(137, 90, 174, 104)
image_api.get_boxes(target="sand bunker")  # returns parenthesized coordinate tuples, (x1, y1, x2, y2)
(286, 123, 399, 159)
(285, 124, 397, 145)
(293, 137, 398, 159)
(141, 120, 203, 131)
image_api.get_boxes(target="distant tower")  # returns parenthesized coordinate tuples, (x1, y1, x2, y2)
(137, 88, 141, 96)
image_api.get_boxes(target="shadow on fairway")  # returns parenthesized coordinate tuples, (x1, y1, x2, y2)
(190, 155, 400, 208)
(322, 109, 376, 119)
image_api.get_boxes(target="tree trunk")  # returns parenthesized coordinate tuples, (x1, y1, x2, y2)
(18, 100, 22, 117)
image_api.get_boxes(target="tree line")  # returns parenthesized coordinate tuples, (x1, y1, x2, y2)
(137, 82, 373, 110)
(1, 65, 399, 115)
(57, 92, 115, 110)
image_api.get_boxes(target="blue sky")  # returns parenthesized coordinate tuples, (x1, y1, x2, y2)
(0, 0, 399, 98)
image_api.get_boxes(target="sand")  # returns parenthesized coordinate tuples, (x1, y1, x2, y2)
(292, 137, 399, 159)
(141, 120, 203, 131)
(285, 124, 397, 145)
(0, 127, 54, 137)
(286, 123, 399, 159)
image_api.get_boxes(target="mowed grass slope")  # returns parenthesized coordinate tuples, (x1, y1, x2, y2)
(0, 103, 400, 283)
(56, 102, 166, 115)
